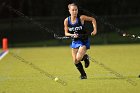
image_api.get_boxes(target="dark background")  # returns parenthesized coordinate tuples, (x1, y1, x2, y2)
(0, 0, 140, 17)
(0, 0, 140, 47)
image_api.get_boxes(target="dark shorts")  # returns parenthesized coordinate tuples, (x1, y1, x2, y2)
(70, 39, 90, 49)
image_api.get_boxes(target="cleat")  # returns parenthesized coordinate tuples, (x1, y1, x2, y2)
(80, 75, 87, 79)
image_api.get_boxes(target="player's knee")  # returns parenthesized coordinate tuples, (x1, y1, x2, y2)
(73, 59, 79, 64)
(73, 58, 77, 64)
(76, 56, 82, 62)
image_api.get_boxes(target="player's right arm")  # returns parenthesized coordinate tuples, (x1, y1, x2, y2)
(64, 18, 72, 36)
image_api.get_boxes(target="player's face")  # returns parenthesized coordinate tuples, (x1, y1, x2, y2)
(69, 6, 78, 17)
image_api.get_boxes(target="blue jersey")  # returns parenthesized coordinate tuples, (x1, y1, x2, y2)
(68, 16, 88, 41)
(67, 16, 90, 49)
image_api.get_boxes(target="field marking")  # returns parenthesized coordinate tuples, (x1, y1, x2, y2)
(9, 52, 67, 86)
(0, 50, 9, 61)
(89, 56, 138, 86)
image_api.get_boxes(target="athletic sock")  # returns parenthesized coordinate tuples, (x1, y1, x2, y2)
(81, 54, 87, 61)
(75, 62, 86, 76)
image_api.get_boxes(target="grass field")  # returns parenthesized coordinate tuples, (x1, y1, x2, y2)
(0, 44, 140, 93)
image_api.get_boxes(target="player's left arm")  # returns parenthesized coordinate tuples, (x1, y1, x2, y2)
(80, 15, 97, 36)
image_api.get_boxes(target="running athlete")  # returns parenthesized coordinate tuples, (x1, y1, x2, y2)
(64, 3, 97, 79)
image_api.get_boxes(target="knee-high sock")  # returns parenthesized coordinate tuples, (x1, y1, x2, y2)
(75, 62, 86, 76)
(81, 54, 87, 61)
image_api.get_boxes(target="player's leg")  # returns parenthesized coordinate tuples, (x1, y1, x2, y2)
(76, 45, 87, 79)
(81, 39, 90, 68)
(72, 48, 87, 79)
(76, 46, 87, 62)
(82, 54, 90, 68)
(77, 45, 90, 68)
(71, 48, 78, 64)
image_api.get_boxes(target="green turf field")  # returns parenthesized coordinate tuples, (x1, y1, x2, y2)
(0, 44, 140, 93)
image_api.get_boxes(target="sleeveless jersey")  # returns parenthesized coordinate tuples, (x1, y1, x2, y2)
(68, 16, 88, 41)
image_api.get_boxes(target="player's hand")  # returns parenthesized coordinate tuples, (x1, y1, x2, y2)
(71, 34, 79, 38)
(91, 31, 97, 36)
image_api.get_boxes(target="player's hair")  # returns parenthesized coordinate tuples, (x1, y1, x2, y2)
(68, 3, 78, 10)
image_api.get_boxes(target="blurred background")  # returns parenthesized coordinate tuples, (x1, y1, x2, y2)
(0, 0, 140, 47)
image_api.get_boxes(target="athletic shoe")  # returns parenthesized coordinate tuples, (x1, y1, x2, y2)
(84, 54, 90, 68)
(80, 75, 87, 79)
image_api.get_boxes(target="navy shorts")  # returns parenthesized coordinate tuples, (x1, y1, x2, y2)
(70, 39, 90, 49)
